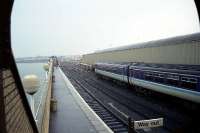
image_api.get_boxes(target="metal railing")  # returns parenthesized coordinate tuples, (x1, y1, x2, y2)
(38, 60, 53, 133)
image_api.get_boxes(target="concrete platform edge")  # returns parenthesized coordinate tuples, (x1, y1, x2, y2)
(58, 67, 113, 133)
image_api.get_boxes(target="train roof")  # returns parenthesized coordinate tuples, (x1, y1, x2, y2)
(93, 32, 200, 54)
(96, 62, 200, 71)
(95, 62, 132, 65)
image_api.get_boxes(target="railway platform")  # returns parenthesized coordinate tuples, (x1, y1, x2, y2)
(49, 67, 113, 133)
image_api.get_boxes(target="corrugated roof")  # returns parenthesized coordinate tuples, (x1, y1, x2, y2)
(93, 32, 200, 54)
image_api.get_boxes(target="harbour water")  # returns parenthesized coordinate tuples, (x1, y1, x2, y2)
(17, 62, 48, 127)
(17, 63, 46, 80)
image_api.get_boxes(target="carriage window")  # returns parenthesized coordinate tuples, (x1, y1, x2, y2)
(167, 74, 179, 80)
(181, 77, 198, 83)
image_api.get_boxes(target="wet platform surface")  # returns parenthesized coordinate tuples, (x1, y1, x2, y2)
(49, 67, 97, 133)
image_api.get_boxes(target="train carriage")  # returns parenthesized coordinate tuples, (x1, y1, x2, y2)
(95, 63, 129, 83)
(94, 62, 200, 103)
(80, 63, 94, 71)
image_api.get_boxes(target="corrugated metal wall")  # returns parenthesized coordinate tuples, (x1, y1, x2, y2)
(81, 42, 200, 65)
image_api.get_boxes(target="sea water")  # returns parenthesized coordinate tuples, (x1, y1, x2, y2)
(17, 63, 48, 122)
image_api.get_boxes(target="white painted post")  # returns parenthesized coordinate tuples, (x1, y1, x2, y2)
(30, 95, 35, 118)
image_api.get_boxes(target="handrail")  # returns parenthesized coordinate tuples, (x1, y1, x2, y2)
(40, 59, 53, 133)
(35, 79, 47, 120)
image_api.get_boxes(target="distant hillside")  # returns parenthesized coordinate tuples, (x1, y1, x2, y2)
(16, 56, 49, 63)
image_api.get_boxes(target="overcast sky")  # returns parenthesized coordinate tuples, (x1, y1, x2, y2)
(11, 0, 199, 57)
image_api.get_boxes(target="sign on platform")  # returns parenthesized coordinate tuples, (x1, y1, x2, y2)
(134, 118, 163, 129)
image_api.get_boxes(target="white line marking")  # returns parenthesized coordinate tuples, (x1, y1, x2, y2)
(108, 102, 129, 119)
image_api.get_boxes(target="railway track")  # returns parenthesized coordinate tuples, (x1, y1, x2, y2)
(61, 62, 200, 133)
(72, 68, 190, 129)
(68, 73, 129, 133)
(63, 66, 169, 132)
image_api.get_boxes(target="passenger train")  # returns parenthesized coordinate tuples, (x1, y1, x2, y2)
(94, 62, 200, 103)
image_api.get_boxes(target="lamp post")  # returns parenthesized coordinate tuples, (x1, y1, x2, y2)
(43, 63, 49, 80)
(23, 75, 39, 119)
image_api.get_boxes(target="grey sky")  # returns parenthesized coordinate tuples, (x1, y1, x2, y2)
(11, 0, 199, 57)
